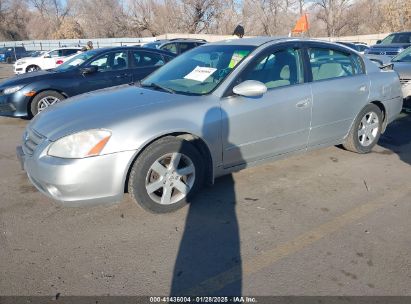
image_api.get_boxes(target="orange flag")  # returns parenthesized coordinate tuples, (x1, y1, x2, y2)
(292, 14, 309, 34)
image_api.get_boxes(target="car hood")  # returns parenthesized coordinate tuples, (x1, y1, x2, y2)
(370, 43, 411, 49)
(0, 70, 57, 87)
(392, 62, 411, 79)
(29, 85, 187, 141)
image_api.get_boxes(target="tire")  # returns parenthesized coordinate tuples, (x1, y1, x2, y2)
(6, 57, 12, 64)
(29, 90, 65, 117)
(128, 136, 205, 213)
(26, 65, 40, 73)
(343, 104, 383, 153)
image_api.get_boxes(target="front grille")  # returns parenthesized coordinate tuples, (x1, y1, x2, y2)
(0, 103, 15, 112)
(22, 128, 45, 156)
(368, 47, 400, 56)
(400, 78, 411, 86)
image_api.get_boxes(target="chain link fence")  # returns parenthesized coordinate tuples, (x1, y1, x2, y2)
(0, 37, 156, 51)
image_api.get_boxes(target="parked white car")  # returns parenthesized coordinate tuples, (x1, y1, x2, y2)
(14, 47, 82, 74)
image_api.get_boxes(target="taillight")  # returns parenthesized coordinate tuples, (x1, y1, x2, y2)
(56, 60, 64, 65)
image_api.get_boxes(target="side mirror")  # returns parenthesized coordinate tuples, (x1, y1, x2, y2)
(81, 66, 98, 74)
(376, 40, 381, 44)
(233, 80, 267, 97)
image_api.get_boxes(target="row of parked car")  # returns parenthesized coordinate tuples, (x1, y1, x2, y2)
(3, 34, 405, 213)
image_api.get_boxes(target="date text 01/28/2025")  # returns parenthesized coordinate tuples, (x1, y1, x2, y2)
(149, 296, 257, 303)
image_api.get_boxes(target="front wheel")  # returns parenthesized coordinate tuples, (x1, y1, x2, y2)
(26, 65, 40, 73)
(343, 104, 383, 153)
(128, 137, 205, 213)
(29, 90, 65, 117)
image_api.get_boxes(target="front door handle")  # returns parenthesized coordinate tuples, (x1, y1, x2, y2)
(296, 98, 311, 109)
(115, 74, 129, 79)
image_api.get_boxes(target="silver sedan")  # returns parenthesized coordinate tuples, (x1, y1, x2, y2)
(17, 38, 403, 213)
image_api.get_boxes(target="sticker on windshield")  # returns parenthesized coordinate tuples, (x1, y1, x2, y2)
(229, 50, 250, 68)
(184, 66, 217, 82)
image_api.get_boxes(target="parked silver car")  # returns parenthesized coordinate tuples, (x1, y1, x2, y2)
(17, 38, 403, 213)
(390, 46, 411, 99)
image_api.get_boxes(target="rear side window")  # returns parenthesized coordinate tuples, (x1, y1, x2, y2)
(49, 50, 64, 57)
(179, 42, 197, 53)
(161, 43, 178, 54)
(132, 51, 165, 67)
(308, 48, 363, 81)
(62, 49, 79, 56)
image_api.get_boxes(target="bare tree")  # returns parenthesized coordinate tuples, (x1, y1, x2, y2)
(0, 0, 30, 40)
(315, 0, 352, 37)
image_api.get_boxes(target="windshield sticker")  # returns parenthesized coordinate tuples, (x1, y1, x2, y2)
(184, 66, 217, 82)
(228, 50, 250, 68)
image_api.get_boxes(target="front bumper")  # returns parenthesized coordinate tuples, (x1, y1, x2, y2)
(17, 137, 138, 206)
(14, 65, 25, 74)
(0, 91, 31, 117)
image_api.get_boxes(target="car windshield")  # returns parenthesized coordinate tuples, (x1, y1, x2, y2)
(141, 44, 255, 95)
(392, 47, 411, 62)
(143, 42, 162, 49)
(54, 50, 98, 71)
(380, 33, 411, 45)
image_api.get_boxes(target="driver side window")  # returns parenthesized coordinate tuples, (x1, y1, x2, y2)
(241, 48, 304, 89)
(89, 51, 128, 72)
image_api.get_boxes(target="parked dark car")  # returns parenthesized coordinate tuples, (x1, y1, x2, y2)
(0, 46, 28, 63)
(366, 32, 411, 57)
(0, 47, 175, 117)
(143, 38, 207, 55)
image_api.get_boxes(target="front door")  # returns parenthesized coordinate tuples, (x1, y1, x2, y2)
(79, 50, 133, 94)
(221, 46, 312, 168)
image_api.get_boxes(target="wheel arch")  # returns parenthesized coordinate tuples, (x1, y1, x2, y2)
(123, 132, 214, 193)
(369, 100, 387, 133)
(26, 88, 70, 116)
(25, 64, 41, 72)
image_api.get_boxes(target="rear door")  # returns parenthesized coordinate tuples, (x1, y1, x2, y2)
(77, 50, 133, 94)
(130, 50, 166, 82)
(306, 44, 369, 147)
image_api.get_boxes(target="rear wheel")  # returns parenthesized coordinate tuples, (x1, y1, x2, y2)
(26, 65, 40, 73)
(128, 137, 205, 213)
(6, 57, 12, 64)
(343, 104, 383, 153)
(30, 90, 65, 117)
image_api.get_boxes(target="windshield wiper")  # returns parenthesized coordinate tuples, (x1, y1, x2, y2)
(142, 82, 176, 94)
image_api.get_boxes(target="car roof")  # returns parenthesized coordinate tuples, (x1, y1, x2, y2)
(50, 47, 82, 51)
(88, 46, 176, 56)
(209, 37, 351, 47)
(152, 38, 207, 44)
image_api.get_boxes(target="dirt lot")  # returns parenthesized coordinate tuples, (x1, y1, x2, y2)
(0, 63, 410, 297)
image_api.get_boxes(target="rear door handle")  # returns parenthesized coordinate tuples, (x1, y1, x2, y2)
(296, 98, 311, 109)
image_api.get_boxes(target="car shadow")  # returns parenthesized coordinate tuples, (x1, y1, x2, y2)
(170, 108, 243, 296)
(379, 111, 411, 165)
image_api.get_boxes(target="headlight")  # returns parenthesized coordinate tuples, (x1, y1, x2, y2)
(3, 85, 24, 95)
(48, 129, 111, 159)
(16, 61, 25, 65)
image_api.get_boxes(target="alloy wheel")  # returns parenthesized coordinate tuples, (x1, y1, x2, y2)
(37, 96, 60, 112)
(145, 152, 195, 205)
(358, 111, 380, 147)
